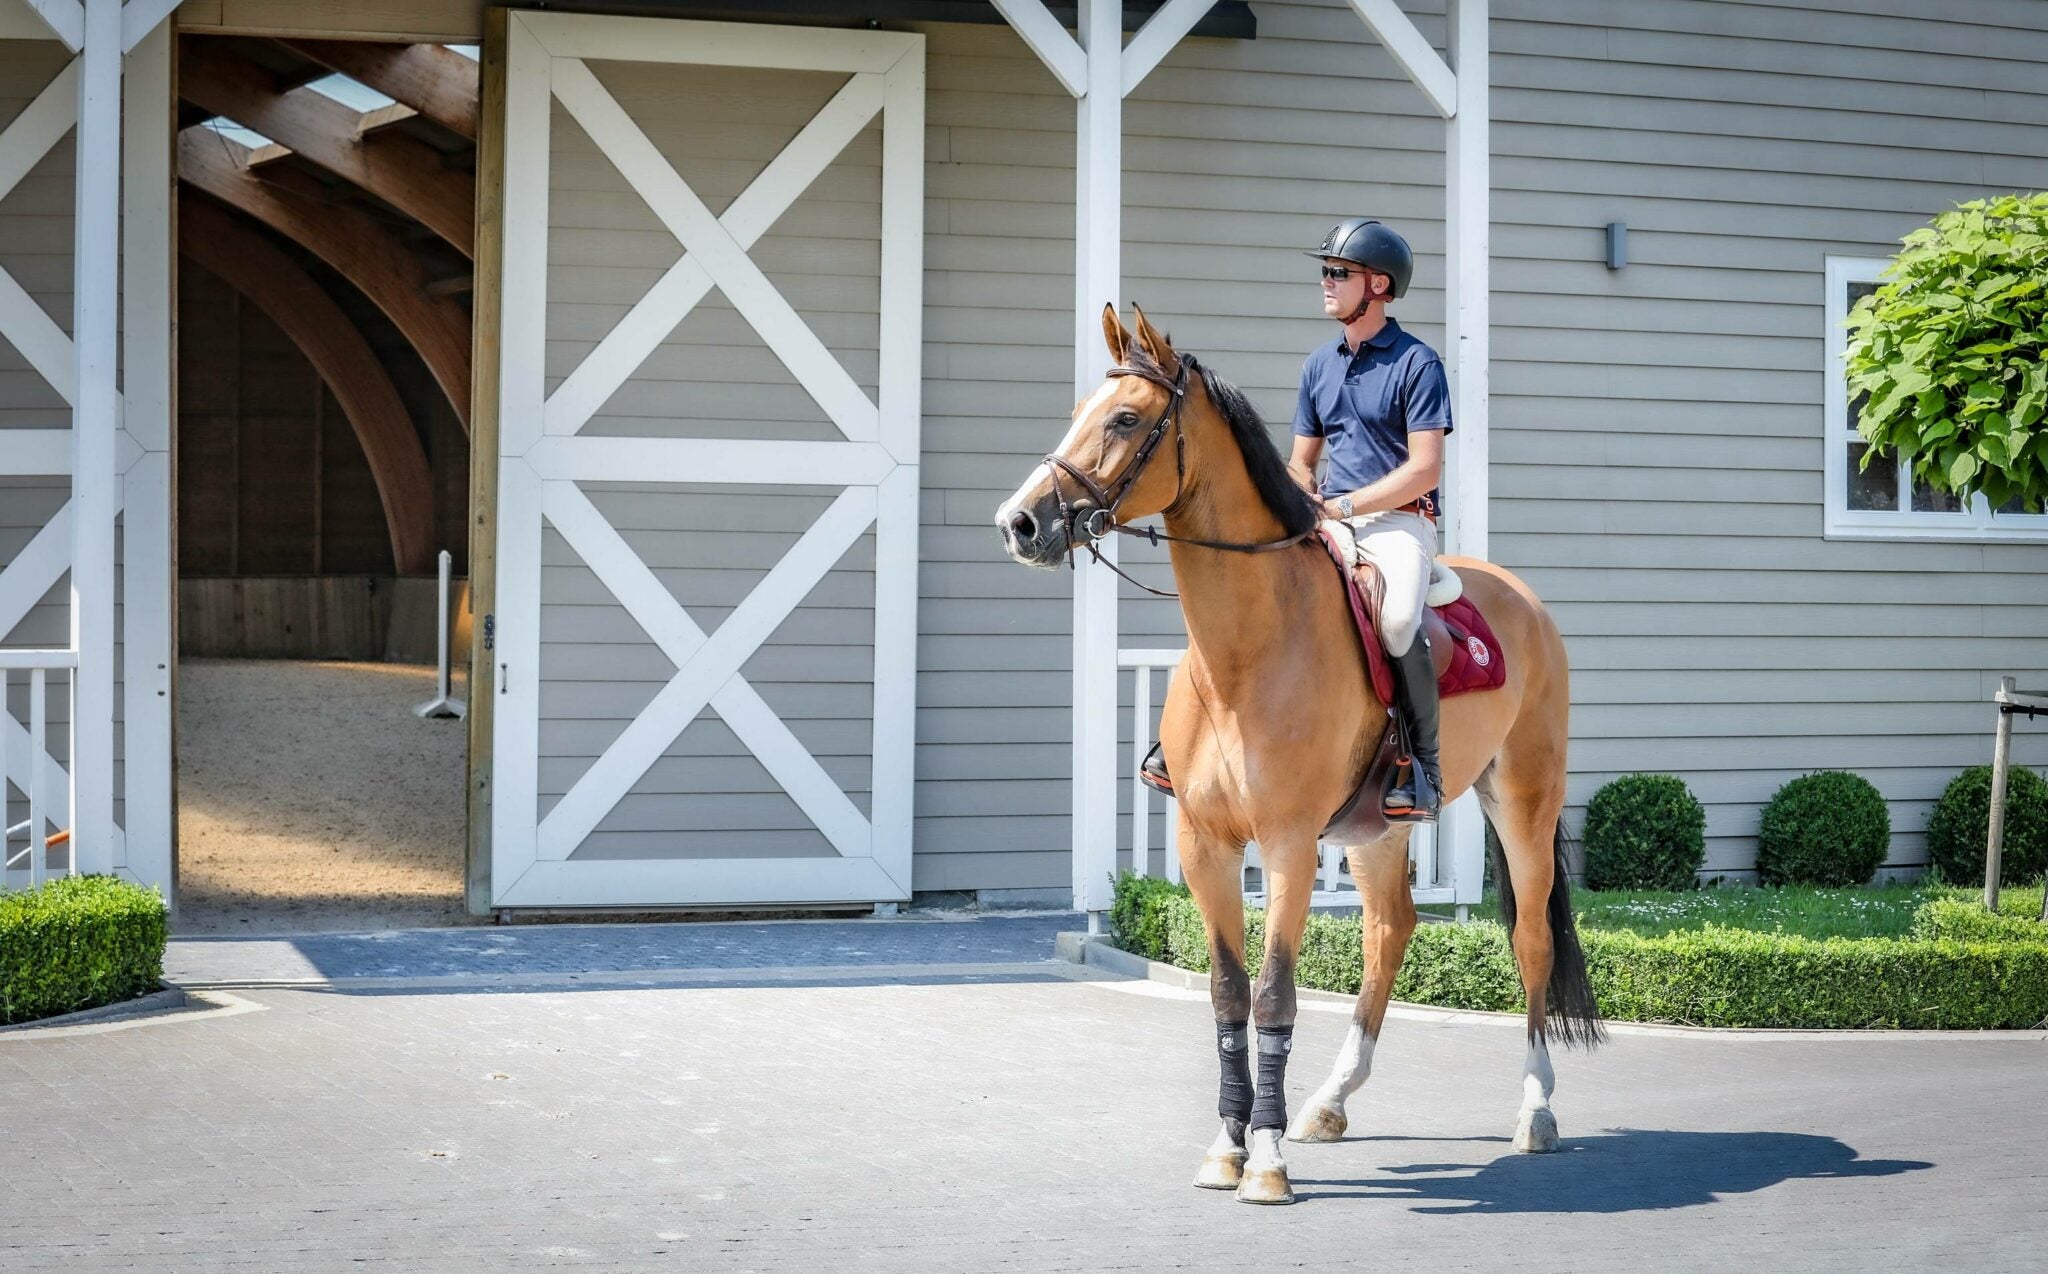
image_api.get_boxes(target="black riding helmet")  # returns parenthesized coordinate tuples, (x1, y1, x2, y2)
(1305, 217, 1414, 300)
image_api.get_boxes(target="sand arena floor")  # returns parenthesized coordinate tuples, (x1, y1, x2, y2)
(174, 659, 472, 934)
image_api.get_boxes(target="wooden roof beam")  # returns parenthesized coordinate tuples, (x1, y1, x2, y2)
(180, 39, 475, 257)
(180, 197, 436, 575)
(356, 102, 419, 140)
(280, 39, 480, 142)
(180, 128, 473, 431)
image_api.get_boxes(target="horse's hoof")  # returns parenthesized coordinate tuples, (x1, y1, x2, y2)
(1192, 1151, 1246, 1190)
(1285, 1103, 1347, 1143)
(1514, 1107, 1559, 1153)
(1235, 1164, 1295, 1205)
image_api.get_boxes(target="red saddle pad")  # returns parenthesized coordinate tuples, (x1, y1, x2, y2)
(1317, 528, 1508, 703)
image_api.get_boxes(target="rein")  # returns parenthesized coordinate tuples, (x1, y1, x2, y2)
(1039, 354, 1317, 600)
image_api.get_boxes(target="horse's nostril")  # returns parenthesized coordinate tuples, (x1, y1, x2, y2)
(1009, 510, 1038, 544)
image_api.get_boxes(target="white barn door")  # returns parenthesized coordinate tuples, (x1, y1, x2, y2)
(488, 12, 922, 908)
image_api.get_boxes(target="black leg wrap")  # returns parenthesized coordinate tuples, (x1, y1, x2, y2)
(1216, 1020, 1253, 1125)
(1248, 1026, 1294, 1132)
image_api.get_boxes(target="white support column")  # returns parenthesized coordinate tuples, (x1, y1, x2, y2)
(120, 12, 176, 890)
(1069, 0, 1122, 916)
(68, 0, 120, 873)
(1442, 0, 1490, 901)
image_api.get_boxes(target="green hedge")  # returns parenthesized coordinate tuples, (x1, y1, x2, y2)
(0, 876, 169, 1026)
(1913, 895, 2048, 944)
(1113, 874, 2048, 1031)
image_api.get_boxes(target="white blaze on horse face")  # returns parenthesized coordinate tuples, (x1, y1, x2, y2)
(994, 379, 1123, 561)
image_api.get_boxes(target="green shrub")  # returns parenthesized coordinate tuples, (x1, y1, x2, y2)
(1109, 871, 1185, 961)
(1583, 774, 1707, 891)
(1756, 771, 1890, 887)
(1912, 896, 2048, 944)
(1110, 874, 2048, 1030)
(1926, 764, 2048, 886)
(0, 876, 168, 1025)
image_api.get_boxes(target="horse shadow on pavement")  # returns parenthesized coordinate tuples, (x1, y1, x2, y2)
(1290, 1129, 1931, 1213)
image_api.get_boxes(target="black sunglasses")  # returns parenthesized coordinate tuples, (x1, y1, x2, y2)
(1320, 264, 1367, 281)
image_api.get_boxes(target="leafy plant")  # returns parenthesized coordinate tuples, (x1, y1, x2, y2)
(1844, 192, 2048, 513)
(1755, 771, 1890, 887)
(1925, 764, 2048, 886)
(1582, 774, 1707, 891)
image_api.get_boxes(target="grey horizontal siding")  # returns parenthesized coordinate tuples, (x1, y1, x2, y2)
(909, 0, 2048, 892)
(1484, 0, 2048, 876)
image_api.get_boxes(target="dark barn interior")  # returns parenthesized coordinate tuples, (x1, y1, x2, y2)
(175, 34, 475, 661)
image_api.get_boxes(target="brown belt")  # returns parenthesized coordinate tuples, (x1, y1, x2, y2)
(1391, 497, 1438, 522)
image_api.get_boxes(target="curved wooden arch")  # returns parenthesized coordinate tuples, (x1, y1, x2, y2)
(180, 196, 435, 574)
(179, 128, 472, 430)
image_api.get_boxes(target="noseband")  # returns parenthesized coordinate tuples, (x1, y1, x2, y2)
(1038, 354, 1317, 599)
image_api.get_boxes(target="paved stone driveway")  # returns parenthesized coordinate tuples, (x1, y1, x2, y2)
(4, 918, 2045, 1271)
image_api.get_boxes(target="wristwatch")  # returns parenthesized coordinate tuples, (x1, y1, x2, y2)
(1335, 494, 1354, 519)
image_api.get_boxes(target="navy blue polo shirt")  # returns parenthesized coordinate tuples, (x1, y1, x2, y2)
(1291, 317, 1454, 515)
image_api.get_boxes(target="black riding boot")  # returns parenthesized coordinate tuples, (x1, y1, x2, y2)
(1384, 634, 1443, 822)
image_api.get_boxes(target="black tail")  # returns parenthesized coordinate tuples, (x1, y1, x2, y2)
(1489, 819, 1605, 1049)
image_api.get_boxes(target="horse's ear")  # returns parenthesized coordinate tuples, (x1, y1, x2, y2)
(1132, 305, 1175, 367)
(1100, 302, 1132, 364)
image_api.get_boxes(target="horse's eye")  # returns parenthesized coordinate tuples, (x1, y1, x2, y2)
(1111, 409, 1141, 431)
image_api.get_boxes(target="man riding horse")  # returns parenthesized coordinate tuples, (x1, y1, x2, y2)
(1146, 217, 1451, 822)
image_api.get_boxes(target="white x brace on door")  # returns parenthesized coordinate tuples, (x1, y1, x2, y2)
(489, 12, 922, 907)
(1, 12, 174, 894)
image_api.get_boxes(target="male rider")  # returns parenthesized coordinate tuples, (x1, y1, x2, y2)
(1291, 218, 1452, 822)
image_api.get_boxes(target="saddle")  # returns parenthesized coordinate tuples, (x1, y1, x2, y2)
(1314, 522, 1508, 845)
(1136, 523, 1508, 846)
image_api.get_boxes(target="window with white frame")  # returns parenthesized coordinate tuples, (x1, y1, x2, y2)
(1824, 256, 2048, 540)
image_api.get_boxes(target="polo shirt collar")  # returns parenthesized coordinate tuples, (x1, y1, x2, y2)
(1340, 316, 1403, 357)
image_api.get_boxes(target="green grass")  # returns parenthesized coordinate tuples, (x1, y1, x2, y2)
(1421, 882, 2046, 941)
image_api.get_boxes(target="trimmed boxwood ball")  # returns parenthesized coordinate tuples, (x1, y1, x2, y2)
(1927, 764, 2048, 886)
(1582, 773, 1706, 891)
(1756, 771, 1890, 887)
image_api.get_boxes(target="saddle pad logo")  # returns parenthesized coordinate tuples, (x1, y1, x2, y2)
(1466, 635, 1491, 667)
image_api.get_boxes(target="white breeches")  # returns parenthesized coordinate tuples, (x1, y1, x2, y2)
(1345, 509, 1438, 657)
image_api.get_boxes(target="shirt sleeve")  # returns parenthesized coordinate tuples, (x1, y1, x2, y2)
(1403, 355, 1454, 436)
(1291, 356, 1323, 437)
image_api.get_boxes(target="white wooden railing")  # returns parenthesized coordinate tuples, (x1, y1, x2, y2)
(2, 649, 76, 888)
(1120, 648, 1462, 910)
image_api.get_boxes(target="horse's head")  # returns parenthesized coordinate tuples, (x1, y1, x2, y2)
(997, 305, 1191, 567)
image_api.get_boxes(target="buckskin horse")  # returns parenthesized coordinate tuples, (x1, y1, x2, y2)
(997, 307, 1600, 1205)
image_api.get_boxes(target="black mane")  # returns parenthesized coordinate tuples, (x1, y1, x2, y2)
(1123, 344, 1321, 537)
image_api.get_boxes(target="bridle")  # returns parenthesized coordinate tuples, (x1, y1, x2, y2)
(1037, 353, 1317, 599)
